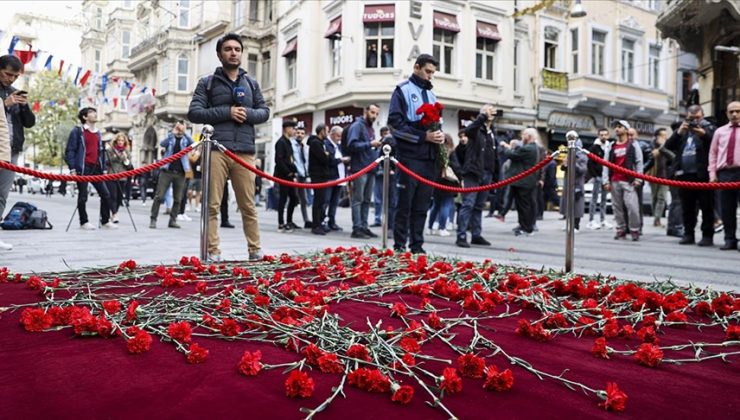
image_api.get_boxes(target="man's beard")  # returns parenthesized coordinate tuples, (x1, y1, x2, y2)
(222, 60, 241, 70)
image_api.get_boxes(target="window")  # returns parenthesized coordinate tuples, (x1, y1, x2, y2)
(122, 30, 131, 58)
(160, 57, 169, 94)
(544, 27, 559, 69)
(249, 0, 259, 22)
(94, 50, 101, 73)
(234, 0, 245, 27)
(433, 29, 455, 75)
(513, 40, 520, 92)
(263, 0, 273, 22)
(475, 37, 496, 81)
(591, 30, 606, 76)
(261, 51, 271, 87)
(621, 38, 635, 83)
(95, 7, 102, 30)
(364, 23, 394, 68)
(330, 37, 341, 78)
(570, 28, 579, 75)
(177, 54, 188, 91)
(681, 71, 692, 104)
(286, 52, 296, 90)
(648, 45, 661, 89)
(247, 53, 258, 77)
(178, 0, 190, 28)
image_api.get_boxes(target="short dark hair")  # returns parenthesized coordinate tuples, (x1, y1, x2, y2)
(687, 104, 703, 114)
(415, 53, 439, 68)
(216, 33, 243, 54)
(597, 127, 609, 134)
(366, 103, 380, 111)
(380, 126, 389, 134)
(0, 54, 22, 72)
(458, 130, 466, 137)
(654, 128, 666, 137)
(78, 107, 96, 124)
(315, 123, 326, 135)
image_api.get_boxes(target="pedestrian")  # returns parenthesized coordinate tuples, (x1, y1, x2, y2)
(0, 94, 14, 250)
(389, 54, 443, 254)
(0, 54, 35, 170)
(372, 127, 390, 228)
(106, 133, 133, 224)
(346, 104, 382, 239)
(427, 133, 461, 237)
(560, 139, 588, 231)
(274, 120, 299, 232)
(292, 127, 312, 229)
(664, 105, 717, 246)
(188, 32, 270, 262)
(586, 128, 611, 229)
(501, 129, 541, 236)
(187, 147, 203, 211)
(602, 120, 643, 241)
(643, 128, 674, 228)
(455, 104, 499, 248)
(64, 107, 118, 231)
(149, 121, 192, 229)
(325, 126, 349, 231)
(307, 123, 335, 235)
(708, 101, 740, 251)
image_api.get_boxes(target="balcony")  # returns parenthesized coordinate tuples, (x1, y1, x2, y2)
(542, 69, 568, 91)
(656, 0, 740, 54)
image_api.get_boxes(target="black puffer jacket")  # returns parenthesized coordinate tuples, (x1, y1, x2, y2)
(307, 135, 339, 181)
(462, 113, 499, 182)
(664, 119, 716, 181)
(187, 67, 270, 154)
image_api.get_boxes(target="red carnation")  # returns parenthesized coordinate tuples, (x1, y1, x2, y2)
(365, 369, 391, 392)
(317, 352, 344, 373)
(253, 294, 270, 307)
(186, 343, 209, 364)
(303, 343, 324, 366)
(20, 307, 52, 332)
(427, 312, 442, 329)
(457, 353, 485, 378)
(285, 370, 315, 398)
(96, 316, 117, 338)
(592, 337, 609, 359)
(391, 385, 414, 404)
(219, 318, 241, 337)
(125, 300, 139, 321)
(637, 326, 659, 344)
(346, 344, 371, 361)
(665, 311, 688, 325)
(483, 366, 514, 392)
(694, 301, 712, 317)
(102, 300, 122, 315)
(391, 302, 408, 317)
(599, 382, 628, 412)
(167, 321, 193, 343)
(634, 343, 663, 367)
(726, 324, 740, 340)
(440, 367, 462, 394)
(125, 326, 152, 354)
(399, 337, 420, 353)
(237, 350, 263, 376)
(26, 275, 47, 291)
(195, 281, 207, 294)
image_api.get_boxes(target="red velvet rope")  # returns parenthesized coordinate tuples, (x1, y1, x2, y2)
(221, 148, 379, 189)
(394, 155, 554, 193)
(0, 145, 195, 183)
(585, 151, 740, 190)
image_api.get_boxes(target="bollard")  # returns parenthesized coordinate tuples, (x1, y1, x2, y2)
(381, 144, 392, 249)
(564, 130, 578, 272)
(199, 125, 214, 262)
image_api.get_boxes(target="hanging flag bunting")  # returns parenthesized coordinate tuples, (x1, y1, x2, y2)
(73, 66, 82, 85)
(29, 50, 41, 70)
(79, 70, 91, 87)
(140, 86, 147, 94)
(58, 59, 65, 76)
(151, 88, 157, 96)
(14, 49, 34, 65)
(44, 54, 53, 70)
(113, 97, 119, 108)
(49, 100, 56, 106)
(101, 74, 108, 95)
(63, 63, 74, 81)
(125, 81, 135, 100)
(88, 73, 98, 96)
(8, 36, 20, 54)
(32, 101, 41, 113)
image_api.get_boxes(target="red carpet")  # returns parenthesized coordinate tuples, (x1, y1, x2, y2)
(1, 250, 738, 419)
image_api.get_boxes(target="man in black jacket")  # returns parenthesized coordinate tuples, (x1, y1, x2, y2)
(307, 123, 338, 235)
(502, 129, 541, 236)
(586, 128, 610, 229)
(274, 120, 299, 233)
(0, 55, 35, 165)
(188, 33, 270, 262)
(456, 104, 498, 248)
(664, 105, 717, 246)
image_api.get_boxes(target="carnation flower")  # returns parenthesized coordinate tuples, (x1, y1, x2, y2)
(317, 352, 344, 374)
(125, 326, 152, 354)
(440, 367, 462, 394)
(187, 343, 208, 364)
(167, 321, 193, 343)
(219, 318, 241, 337)
(592, 337, 609, 359)
(599, 382, 628, 412)
(391, 384, 414, 404)
(634, 343, 663, 367)
(483, 366, 514, 392)
(726, 324, 740, 340)
(346, 344, 371, 361)
(238, 350, 262, 376)
(102, 300, 122, 315)
(399, 337, 420, 353)
(284, 370, 314, 398)
(457, 353, 485, 378)
(20, 307, 52, 332)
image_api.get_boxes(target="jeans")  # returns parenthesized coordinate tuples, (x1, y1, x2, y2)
(650, 182, 669, 220)
(429, 196, 454, 230)
(151, 170, 185, 223)
(0, 154, 18, 218)
(327, 185, 342, 226)
(296, 176, 310, 224)
(718, 169, 740, 242)
(611, 181, 640, 232)
(394, 158, 436, 252)
(77, 165, 113, 225)
(588, 177, 606, 222)
(373, 173, 383, 224)
(350, 173, 374, 232)
(277, 183, 298, 226)
(457, 173, 493, 240)
(667, 186, 683, 234)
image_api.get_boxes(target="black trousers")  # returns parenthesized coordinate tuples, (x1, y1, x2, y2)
(312, 180, 328, 229)
(394, 158, 436, 252)
(667, 186, 684, 234)
(277, 182, 298, 226)
(511, 185, 536, 233)
(718, 168, 740, 242)
(677, 174, 714, 238)
(77, 165, 112, 225)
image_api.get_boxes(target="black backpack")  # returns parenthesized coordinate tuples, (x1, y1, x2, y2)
(1, 202, 53, 230)
(340, 123, 352, 156)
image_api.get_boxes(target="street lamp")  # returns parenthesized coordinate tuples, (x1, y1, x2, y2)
(570, 0, 587, 18)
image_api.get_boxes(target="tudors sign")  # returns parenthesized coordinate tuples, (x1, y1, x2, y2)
(325, 106, 364, 129)
(547, 112, 596, 131)
(363, 4, 395, 23)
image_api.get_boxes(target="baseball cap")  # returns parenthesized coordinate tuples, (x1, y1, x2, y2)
(611, 120, 631, 130)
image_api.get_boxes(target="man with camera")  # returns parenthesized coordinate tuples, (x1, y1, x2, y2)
(665, 105, 717, 246)
(188, 33, 270, 262)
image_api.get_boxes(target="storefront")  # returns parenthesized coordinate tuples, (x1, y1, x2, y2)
(546, 111, 599, 148)
(324, 106, 364, 129)
(282, 112, 313, 133)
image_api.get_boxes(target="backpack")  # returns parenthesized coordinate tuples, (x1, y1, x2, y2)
(1, 202, 53, 230)
(340, 124, 351, 156)
(205, 73, 257, 102)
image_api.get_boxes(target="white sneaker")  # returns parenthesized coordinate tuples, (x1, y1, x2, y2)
(0, 239, 12, 250)
(426, 228, 435, 236)
(438, 229, 450, 237)
(587, 220, 601, 230)
(111, 214, 119, 223)
(80, 223, 97, 230)
(101, 222, 119, 229)
(602, 221, 614, 229)
(182, 213, 192, 221)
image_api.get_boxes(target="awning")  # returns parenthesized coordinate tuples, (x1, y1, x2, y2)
(477, 21, 502, 41)
(324, 17, 342, 39)
(433, 11, 460, 33)
(281, 38, 297, 57)
(325, 106, 364, 128)
(283, 112, 313, 133)
(363, 4, 395, 23)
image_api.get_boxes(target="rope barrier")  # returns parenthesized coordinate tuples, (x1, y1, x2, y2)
(584, 150, 740, 190)
(220, 147, 380, 189)
(394, 154, 555, 194)
(0, 144, 197, 183)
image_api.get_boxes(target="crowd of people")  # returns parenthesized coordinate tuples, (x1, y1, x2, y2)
(1, 38, 738, 258)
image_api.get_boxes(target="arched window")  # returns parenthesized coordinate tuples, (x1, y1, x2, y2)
(177, 54, 188, 92)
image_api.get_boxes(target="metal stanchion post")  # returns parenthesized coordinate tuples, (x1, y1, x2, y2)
(564, 130, 578, 272)
(381, 144, 391, 249)
(199, 125, 214, 262)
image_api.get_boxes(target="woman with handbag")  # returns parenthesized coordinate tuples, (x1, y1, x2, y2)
(106, 133, 133, 223)
(427, 134, 461, 236)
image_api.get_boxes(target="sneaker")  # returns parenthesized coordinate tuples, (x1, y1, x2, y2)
(587, 220, 601, 230)
(426, 228, 436, 236)
(371, 221, 382, 227)
(149, 220, 157, 229)
(311, 227, 326, 235)
(410, 248, 426, 254)
(177, 214, 187, 222)
(456, 238, 471, 248)
(101, 222, 119, 230)
(111, 214, 119, 224)
(602, 221, 614, 229)
(279, 224, 294, 233)
(304, 221, 314, 229)
(221, 222, 235, 228)
(248, 250, 264, 261)
(351, 230, 370, 239)
(494, 215, 505, 223)
(438, 229, 450, 237)
(288, 222, 302, 230)
(679, 235, 695, 245)
(81, 222, 97, 230)
(471, 236, 491, 246)
(714, 221, 724, 233)
(329, 224, 343, 232)
(614, 230, 626, 240)
(168, 221, 181, 229)
(207, 254, 223, 263)
(182, 213, 193, 222)
(0, 239, 12, 250)
(630, 231, 640, 241)
(697, 237, 713, 247)
(363, 228, 378, 238)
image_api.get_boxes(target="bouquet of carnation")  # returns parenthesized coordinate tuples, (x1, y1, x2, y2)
(415, 102, 447, 168)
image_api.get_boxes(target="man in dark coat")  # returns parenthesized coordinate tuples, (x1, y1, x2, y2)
(502, 128, 541, 236)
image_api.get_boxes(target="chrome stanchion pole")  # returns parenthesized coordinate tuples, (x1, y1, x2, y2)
(199, 125, 214, 262)
(381, 144, 391, 249)
(564, 130, 578, 272)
